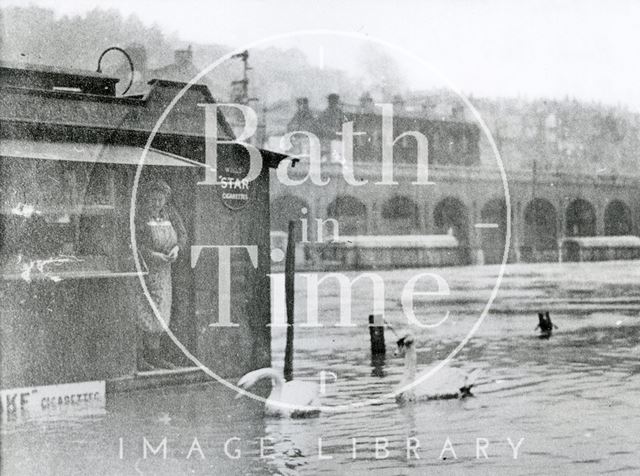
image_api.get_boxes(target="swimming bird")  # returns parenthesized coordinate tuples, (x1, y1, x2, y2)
(394, 333, 480, 403)
(236, 368, 320, 418)
(535, 311, 558, 339)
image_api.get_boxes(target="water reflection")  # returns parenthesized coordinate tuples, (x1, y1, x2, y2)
(262, 418, 322, 474)
(370, 352, 386, 377)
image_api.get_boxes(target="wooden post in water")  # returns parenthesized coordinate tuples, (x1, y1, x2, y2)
(284, 220, 296, 382)
(369, 314, 386, 355)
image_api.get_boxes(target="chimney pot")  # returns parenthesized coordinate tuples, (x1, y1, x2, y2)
(327, 93, 340, 107)
(175, 45, 193, 66)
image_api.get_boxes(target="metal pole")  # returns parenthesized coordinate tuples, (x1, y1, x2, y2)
(96, 46, 134, 95)
(283, 220, 296, 382)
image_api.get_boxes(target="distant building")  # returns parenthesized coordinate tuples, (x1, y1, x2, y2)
(405, 90, 640, 174)
(116, 44, 203, 96)
(272, 92, 480, 167)
(149, 46, 199, 84)
(266, 92, 640, 269)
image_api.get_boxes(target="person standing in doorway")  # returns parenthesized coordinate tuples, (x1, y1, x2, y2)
(135, 179, 187, 371)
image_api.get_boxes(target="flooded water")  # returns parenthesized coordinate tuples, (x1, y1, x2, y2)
(3, 260, 640, 475)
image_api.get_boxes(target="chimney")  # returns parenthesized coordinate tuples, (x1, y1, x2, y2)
(318, 93, 344, 139)
(392, 94, 405, 114)
(327, 93, 340, 108)
(359, 92, 374, 113)
(288, 97, 316, 134)
(452, 104, 465, 121)
(175, 45, 193, 67)
(297, 97, 309, 111)
(125, 44, 147, 76)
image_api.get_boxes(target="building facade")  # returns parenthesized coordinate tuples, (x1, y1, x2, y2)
(268, 94, 640, 267)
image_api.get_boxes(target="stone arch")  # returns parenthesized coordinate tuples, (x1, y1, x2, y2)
(327, 195, 367, 235)
(523, 198, 557, 262)
(381, 195, 419, 234)
(604, 200, 633, 236)
(566, 199, 596, 237)
(433, 196, 469, 242)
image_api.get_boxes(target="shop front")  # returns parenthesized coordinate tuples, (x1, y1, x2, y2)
(0, 62, 283, 391)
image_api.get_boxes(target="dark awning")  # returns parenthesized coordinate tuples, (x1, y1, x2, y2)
(0, 139, 197, 167)
(1, 139, 292, 170)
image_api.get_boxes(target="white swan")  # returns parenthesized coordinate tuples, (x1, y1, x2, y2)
(236, 368, 320, 418)
(394, 333, 480, 403)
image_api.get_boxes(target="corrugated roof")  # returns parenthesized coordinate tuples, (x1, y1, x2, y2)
(562, 236, 640, 248)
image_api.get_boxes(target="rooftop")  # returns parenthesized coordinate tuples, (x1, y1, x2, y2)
(0, 61, 119, 96)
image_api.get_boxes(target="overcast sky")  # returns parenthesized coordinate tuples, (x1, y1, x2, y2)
(6, 0, 640, 110)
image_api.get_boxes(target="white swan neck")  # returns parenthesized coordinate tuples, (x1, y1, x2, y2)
(270, 376, 284, 399)
(404, 345, 417, 382)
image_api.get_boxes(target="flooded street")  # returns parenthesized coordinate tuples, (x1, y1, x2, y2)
(3, 260, 640, 475)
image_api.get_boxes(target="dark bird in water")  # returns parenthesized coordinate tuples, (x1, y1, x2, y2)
(535, 311, 558, 339)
